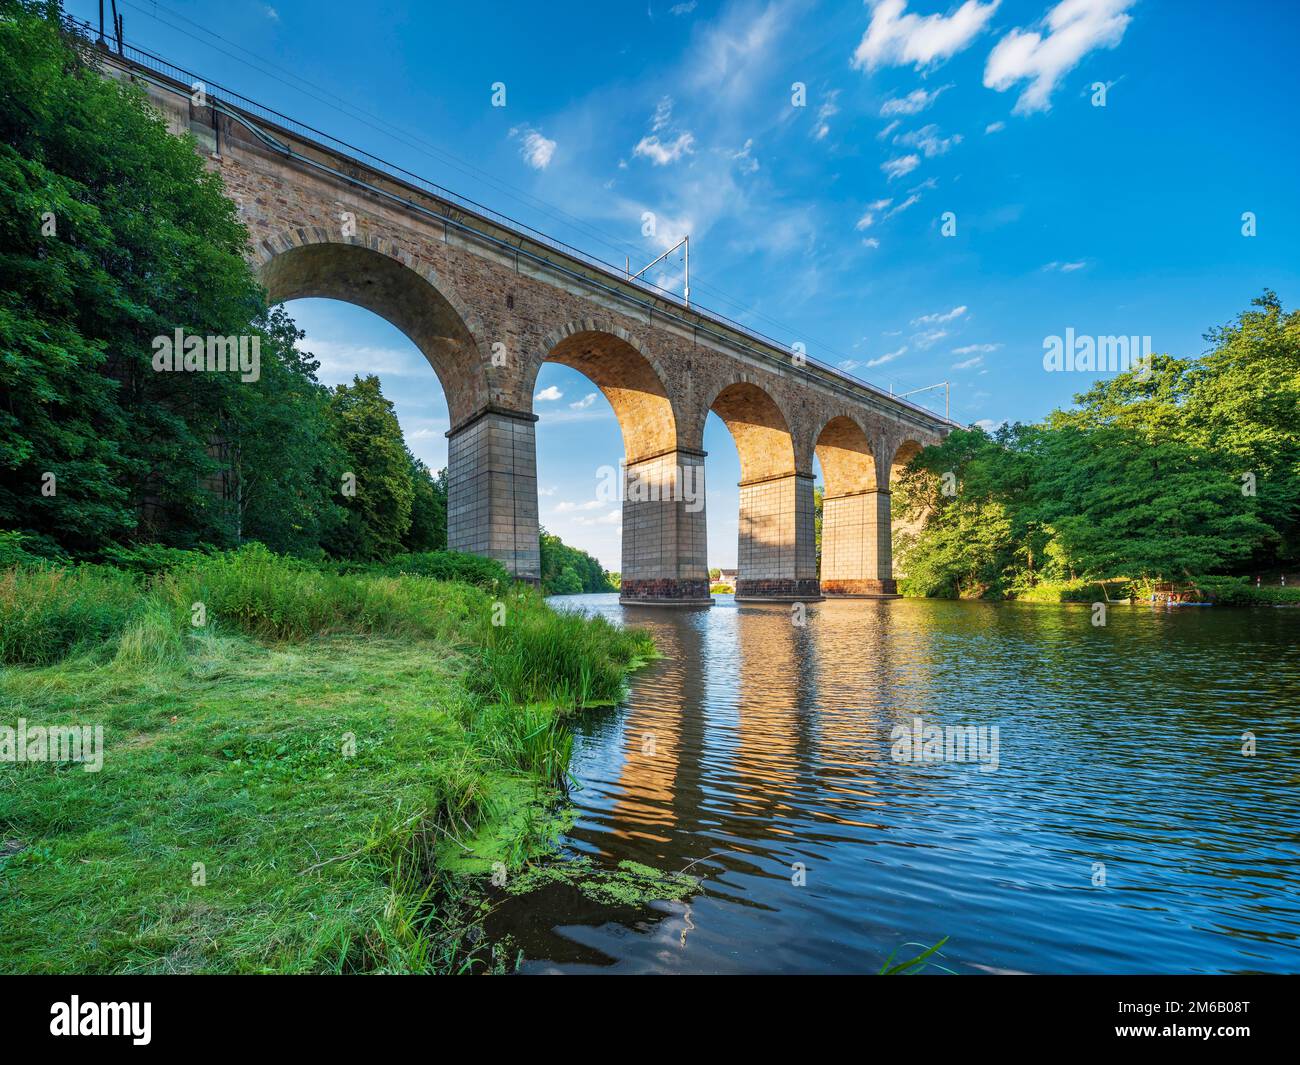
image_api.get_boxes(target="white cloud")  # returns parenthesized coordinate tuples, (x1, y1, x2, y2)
(881, 153, 920, 180)
(535, 385, 563, 402)
(973, 418, 1004, 431)
(853, 0, 1000, 72)
(727, 138, 760, 173)
(633, 96, 696, 165)
(880, 84, 951, 116)
(952, 354, 984, 369)
(984, 0, 1135, 114)
(670, 1, 697, 14)
(912, 305, 968, 325)
(952, 342, 1002, 354)
(571, 509, 622, 527)
(985, 120, 1006, 133)
(263, 5, 280, 21)
(862, 237, 881, 248)
(299, 337, 426, 380)
(1042, 259, 1087, 272)
(510, 126, 556, 169)
(885, 193, 920, 219)
(634, 131, 695, 165)
(814, 90, 840, 141)
(912, 329, 949, 348)
(867, 345, 907, 367)
(895, 123, 962, 157)
(569, 392, 598, 410)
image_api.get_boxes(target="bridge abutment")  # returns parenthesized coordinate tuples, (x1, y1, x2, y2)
(446, 407, 541, 583)
(820, 488, 898, 597)
(734, 472, 822, 601)
(618, 449, 712, 606)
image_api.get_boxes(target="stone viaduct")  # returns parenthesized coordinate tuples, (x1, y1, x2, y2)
(105, 47, 952, 605)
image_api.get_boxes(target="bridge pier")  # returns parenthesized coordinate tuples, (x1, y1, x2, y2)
(618, 449, 712, 606)
(734, 472, 822, 601)
(820, 488, 898, 597)
(446, 407, 541, 583)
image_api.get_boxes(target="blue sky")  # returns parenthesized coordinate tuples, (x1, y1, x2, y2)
(73, 0, 1300, 568)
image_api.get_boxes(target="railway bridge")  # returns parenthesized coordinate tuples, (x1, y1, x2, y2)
(104, 45, 952, 604)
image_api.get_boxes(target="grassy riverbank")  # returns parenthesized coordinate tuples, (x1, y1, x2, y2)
(0, 547, 653, 973)
(1007, 576, 1300, 605)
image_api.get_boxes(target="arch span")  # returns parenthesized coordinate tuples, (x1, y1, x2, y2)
(818, 419, 903, 599)
(706, 382, 818, 601)
(531, 325, 706, 605)
(535, 325, 678, 462)
(259, 235, 486, 424)
(814, 415, 877, 497)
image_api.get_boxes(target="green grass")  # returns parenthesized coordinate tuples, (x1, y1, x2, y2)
(0, 546, 654, 973)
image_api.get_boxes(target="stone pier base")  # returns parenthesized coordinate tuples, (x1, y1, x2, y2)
(820, 488, 897, 598)
(735, 471, 821, 601)
(617, 449, 711, 606)
(447, 407, 540, 583)
(734, 577, 824, 602)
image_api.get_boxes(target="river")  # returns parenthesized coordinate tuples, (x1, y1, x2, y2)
(500, 594, 1300, 974)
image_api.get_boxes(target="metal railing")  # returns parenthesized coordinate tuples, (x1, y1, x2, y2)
(62, 14, 960, 429)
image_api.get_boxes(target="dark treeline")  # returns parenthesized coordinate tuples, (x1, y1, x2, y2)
(0, 3, 609, 592)
(894, 294, 1300, 599)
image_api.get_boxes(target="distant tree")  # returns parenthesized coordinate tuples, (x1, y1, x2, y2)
(324, 375, 413, 560)
(235, 308, 346, 556)
(551, 565, 583, 595)
(539, 529, 612, 593)
(403, 457, 447, 552)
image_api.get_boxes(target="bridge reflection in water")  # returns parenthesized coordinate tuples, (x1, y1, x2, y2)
(492, 594, 1300, 975)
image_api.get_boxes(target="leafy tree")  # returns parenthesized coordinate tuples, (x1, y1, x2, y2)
(233, 308, 346, 555)
(324, 375, 414, 560)
(0, 3, 269, 553)
(551, 565, 584, 595)
(539, 529, 610, 593)
(403, 457, 447, 552)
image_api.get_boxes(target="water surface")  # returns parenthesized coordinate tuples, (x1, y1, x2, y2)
(504, 595, 1300, 974)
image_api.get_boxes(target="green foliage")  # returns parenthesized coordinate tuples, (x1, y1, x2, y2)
(896, 294, 1296, 597)
(403, 459, 447, 553)
(357, 549, 509, 590)
(0, 4, 267, 550)
(471, 590, 654, 708)
(233, 308, 347, 556)
(323, 375, 414, 560)
(539, 529, 612, 594)
(0, 563, 139, 664)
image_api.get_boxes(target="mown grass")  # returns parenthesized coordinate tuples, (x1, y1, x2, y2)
(0, 545, 653, 973)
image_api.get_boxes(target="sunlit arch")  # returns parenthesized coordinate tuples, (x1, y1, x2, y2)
(258, 232, 484, 423)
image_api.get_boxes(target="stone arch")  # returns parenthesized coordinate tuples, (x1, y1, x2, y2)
(704, 380, 798, 481)
(256, 229, 487, 424)
(813, 414, 877, 496)
(887, 437, 926, 489)
(704, 380, 816, 601)
(531, 320, 678, 463)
